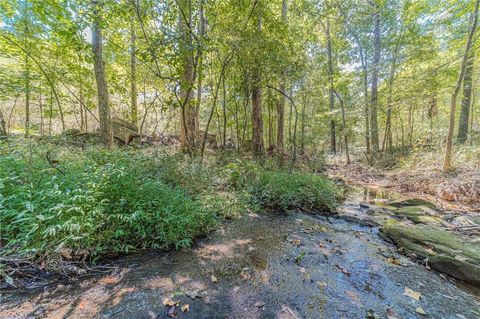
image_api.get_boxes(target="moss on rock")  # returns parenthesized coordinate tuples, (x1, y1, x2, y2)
(379, 222, 480, 286)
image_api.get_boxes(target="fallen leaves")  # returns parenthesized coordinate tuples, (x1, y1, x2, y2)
(163, 298, 179, 307)
(210, 274, 218, 283)
(415, 307, 427, 315)
(292, 238, 301, 246)
(403, 287, 421, 301)
(163, 297, 189, 317)
(240, 267, 252, 280)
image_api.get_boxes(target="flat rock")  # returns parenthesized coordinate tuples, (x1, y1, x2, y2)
(379, 221, 480, 286)
(389, 198, 437, 210)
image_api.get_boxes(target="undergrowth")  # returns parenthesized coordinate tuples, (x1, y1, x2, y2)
(0, 137, 341, 283)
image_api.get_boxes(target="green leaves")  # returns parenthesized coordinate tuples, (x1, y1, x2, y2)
(0, 140, 216, 272)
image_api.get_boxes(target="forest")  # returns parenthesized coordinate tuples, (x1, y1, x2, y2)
(1, 0, 480, 318)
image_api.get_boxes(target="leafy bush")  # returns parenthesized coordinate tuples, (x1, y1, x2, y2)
(0, 142, 216, 272)
(247, 170, 341, 213)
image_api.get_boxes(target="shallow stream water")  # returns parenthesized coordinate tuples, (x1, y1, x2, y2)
(1, 187, 479, 319)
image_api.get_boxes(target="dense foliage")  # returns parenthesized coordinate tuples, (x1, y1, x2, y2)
(0, 138, 341, 279)
(248, 170, 341, 213)
(0, 140, 216, 269)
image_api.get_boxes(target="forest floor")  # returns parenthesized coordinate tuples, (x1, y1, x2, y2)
(326, 148, 480, 212)
(2, 141, 480, 318)
(2, 184, 480, 319)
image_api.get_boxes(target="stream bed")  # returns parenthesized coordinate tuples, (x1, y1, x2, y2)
(1, 188, 479, 319)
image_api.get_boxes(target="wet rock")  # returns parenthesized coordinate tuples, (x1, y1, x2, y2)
(394, 206, 443, 225)
(389, 198, 437, 210)
(379, 221, 480, 286)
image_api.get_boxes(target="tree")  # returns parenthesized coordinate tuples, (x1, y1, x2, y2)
(130, 15, 138, 124)
(251, 1, 264, 155)
(178, 0, 196, 152)
(325, 2, 336, 154)
(370, 0, 381, 151)
(0, 109, 6, 136)
(457, 50, 475, 143)
(277, 0, 288, 154)
(92, 0, 113, 147)
(444, 0, 479, 171)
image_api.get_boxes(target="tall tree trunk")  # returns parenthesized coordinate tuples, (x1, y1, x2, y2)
(300, 91, 306, 154)
(79, 86, 86, 131)
(370, 3, 381, 151)
(364, 68, 370, 153)
(277, 0, 287, 153)
(444, 0, 479, 171)
(222, 74, 227, 147)
(251, 4, 264, 155)
(333, 90, 350, 164)
(23, 1, 31, 137)
(457, 50, 475, 143)
(383, 46, 400, 152)
(195, 0, 205, 144)
(39, 90, 44, 136)
(25, 52, 30, 136)
(0, 108, 6, 136)
(178, 0, 196, 152)
(325, 7, 336, 154)
(470, 83, 476, 136)
(130, 15, 138, 124)
(49, 89, 53, 135)
(92, 0, 113, 148)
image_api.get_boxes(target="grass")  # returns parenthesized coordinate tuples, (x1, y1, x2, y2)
(0, 136, 341, 283)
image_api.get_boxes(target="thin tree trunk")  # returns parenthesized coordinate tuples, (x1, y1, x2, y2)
(39, 90, 44, 136)
(200, 54, 231, 159)
(325, 6, 336, 154)
(444, 0, 479, 171)
(333, 90, 350, 164)
(470, 84, 476, 138)
(0, 108, 6, 136)
(195, 0, 206, 143)
(383, 49, 399, 152)
(457, 50, 475, 143)
(222, 74, 227, 147)
(130, 15, 138, 124)
(92, 0, 113, 147)
(251, 5, 264, 155)
(300, 91, 306, 154)
(277, 0, 287, 154)
(79, 86, 86, 131)
(370, 3, 381, 151)
(25, 51, 30, 137)
(49, 89, 53, 135)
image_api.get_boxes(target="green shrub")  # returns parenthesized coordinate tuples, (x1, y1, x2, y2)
(0, 142, 216, 272)
(247, 170, 341, 213)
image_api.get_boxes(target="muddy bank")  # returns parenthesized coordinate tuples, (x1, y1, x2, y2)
(2, 200, 479, 319)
